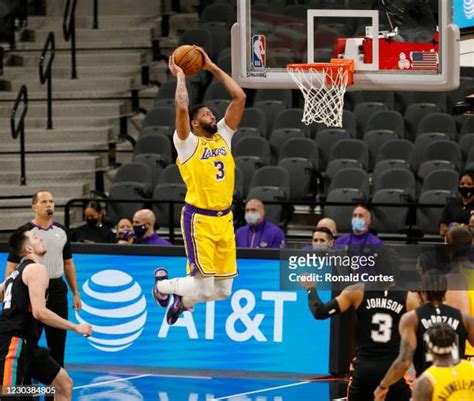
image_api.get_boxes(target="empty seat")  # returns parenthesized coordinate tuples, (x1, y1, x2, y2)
(254, 100, 287, 138)
(206, 99, 231, 120)
(316, 128, 352, 168)
(235, 156, 265, 197)
(133, 134, 172, 163)
(354, 102, 386, 138)
(200, 21, 230, 59)
(273, 108, 310, 137)
(363, 130, 398, 171)
(254, 89, 293, 109)
(329, 139, 369, 170)
(269, 128, 305, 160)
(324, 159, 363, 193)
(234, 166, 244, 200)
(376, 139, 415, 166)
(354, 91, 395, 110)
(466, 148, 474, 171)
(233, 136, 271, 165)
(397, 91, 447, 113)
(328, 168, 370, 198)
(152, 183, 186, 227)
(421, 170, 459, 194)
(133, 154, 167, 189)
(417, 190, 454, 235)
(240, 107, 267, 136)
(460, 116, 474, 136)
(373, 168, 416, 200)
(413, 133, 450, 169)
(325, 188, 366, 233)
(107, 182, 148, 224)
(366, 110, 404, 138)
(203, 81, 231, 101)
(417, 113, 457, 140)
(404, 103, 440, 141)
(143, 107, 176, 130)
(114, 162, 153, 195)
(373, 160, 411, 188)
(278, 137, 319, 168)
(249, 166, 290, 199)
(417, 140, 462, 172)
(231, 128, 262, 148)
(158, 164, 184, 185)
(372, 189, 409, 233)
(417, 160, 457, 182)
(178, 28, 214, 58)
(201, 3, 236, 27)
(459, 134, 474, 161)
(278, 158, 315, 200)
(247, 186, 287, 226)
(140, 125, 173, 139)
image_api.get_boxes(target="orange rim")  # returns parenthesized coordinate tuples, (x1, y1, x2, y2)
(287, 58, 355, 85)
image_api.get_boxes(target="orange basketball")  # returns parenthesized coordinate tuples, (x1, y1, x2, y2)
(173, 45, 204, 76)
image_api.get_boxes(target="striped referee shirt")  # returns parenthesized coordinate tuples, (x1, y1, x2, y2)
(8, 221, 73, 279)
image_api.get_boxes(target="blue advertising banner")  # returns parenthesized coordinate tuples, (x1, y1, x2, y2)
(0, 251, 330, 375)
(455, 0, 474, 31)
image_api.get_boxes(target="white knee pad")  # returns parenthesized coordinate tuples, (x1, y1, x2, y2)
(195, 277, 215, 302)
(214, 279, 233, 300)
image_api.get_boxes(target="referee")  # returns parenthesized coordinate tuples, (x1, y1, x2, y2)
(4, 190, 81, 400)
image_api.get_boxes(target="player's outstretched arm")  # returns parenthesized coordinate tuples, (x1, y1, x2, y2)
(375, 311, 417, 400)
(169, 54, 191, 140)
(196, 47, 246, 130)
(24, 263, 92, 336)
(464, 313, 474, 346)
(412, 376, 433, 401)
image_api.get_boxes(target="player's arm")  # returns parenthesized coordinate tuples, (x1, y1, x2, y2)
(23, 263, 92, 336)
(196, 47, 246, 130)
(406, 291, 422, 311)
(303, 282, 362, 319)
(169, 54, 191, 140)
(412, 376, 433, 401)
(463, 313, 474, 346)
(376, 312, 417, 395)
(64, 258, 81, 311)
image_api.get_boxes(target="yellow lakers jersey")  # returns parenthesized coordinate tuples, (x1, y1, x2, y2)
(466, 290, 474, 356)
(422, 359, 474, 400)
(177, 133, 235, 210)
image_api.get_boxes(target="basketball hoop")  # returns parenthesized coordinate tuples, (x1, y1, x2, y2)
(287, 59, 355, 128)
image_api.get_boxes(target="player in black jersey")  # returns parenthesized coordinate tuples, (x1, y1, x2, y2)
(0, 225, 92, 401)
(301, 251, 420, 401)
(375, 271, 474, 401)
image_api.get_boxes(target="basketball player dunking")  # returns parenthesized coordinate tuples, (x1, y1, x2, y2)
(152, 47, 246, 325)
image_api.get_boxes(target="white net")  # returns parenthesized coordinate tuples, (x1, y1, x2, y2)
(288, 65, 349, 128)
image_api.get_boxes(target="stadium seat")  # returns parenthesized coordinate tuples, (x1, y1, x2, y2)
(416, 190, 454, 235)
(133, 134, 172, 164)
(139, 126, 173, 139)
(254, 100, 287, 138)
(235, 156, 266, 197)
(247, 186, 288, 226)
(114, 162, 153, 195)
(143, 107, 176, 131)
(254, 89, 293, 109)
(417, 160, 457, 183)
(107, 182, 148, 224)
(234, 166, 244, 200)
(278, 137, 319, 169)
(363, 130, 398, 171)
(249, 166, 291, 199)
(200, 3, 236, 27)
(465, 148, 474, 171)
(269, 128, 306, 161)
(158, 164, 184, 186)
(200, 21, 231, 60)
(328, 168, 370, 198)
(178, 28, 214, 58)
(413, 133, 450, 169)
(373, 168, 416, 200)
(278, 158, 315, 200)
(133, 154, 168, 189)
(231, 128, 263, 148)
(233, 136, 271, 165)
(365, 110, 404, 138)
(417, 140, 462, 172)
(404, 103, 440, 141)
(316, 128, 352, 169)
(273, 108, 310, 137)
(152, 183, 186, 228)
(205, 99, 231, 120)
(324, 159, 363, 193)
(354, 102, 387, 139)
(372, 160, 412, 189)
(240, 107, 267, 137)
(329, 139, 369, 170)
(372, 189, 409, 233)
(203, 80, 232, 101)
(421, 170, 459, 194)
(417, 113, 457, 141)
(460, 116, 474, 136)
(354, 91, 395, 110)
(459, 134, 474, 161)
(396, 91, 447, 113)
(324, 188, 366, 233)
(376, 139, 415, 166)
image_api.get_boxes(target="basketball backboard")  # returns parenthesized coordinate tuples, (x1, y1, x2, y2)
(231, 0, 460, 91)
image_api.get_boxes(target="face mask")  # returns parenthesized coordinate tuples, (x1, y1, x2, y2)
(86, 218, 98, 228)
(459, 186, 473, 199)
(133, 224, 147, 238)
(352, 217, 366, 233)
(312, 243, 328, 252)
(245, 212, 261, 226)
(118, 229, 134, 240)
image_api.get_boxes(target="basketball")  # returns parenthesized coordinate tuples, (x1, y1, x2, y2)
(173, 45, 204, 76)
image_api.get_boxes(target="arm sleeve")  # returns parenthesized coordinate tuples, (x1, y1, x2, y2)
(173, 131, 199, 164)
(307, 288, 341, 319)
(217, 118, 236, 150)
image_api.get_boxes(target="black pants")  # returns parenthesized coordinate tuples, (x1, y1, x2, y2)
(39, 278, 68, 401)
(348, 358, 411, 401)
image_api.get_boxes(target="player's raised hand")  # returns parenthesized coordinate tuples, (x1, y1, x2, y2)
(194, 46, 214, 70)
(75, 323, 93, 337)
(374, 385, 388, 401)
(169, 53, 184, 77)
(300, 273, 316, 290)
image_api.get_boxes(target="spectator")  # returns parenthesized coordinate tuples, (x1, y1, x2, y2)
(71, 201, 115, 243)
(235, 199, 285, 249)
(316, 217, 337, 238)
(439, 171, 474, 237)
(4, 190, 81, 401)
(470, 214, 474, 239)
(116, 218, 134, 244)
(311, 227, 334, 250)
(132, 209, 171, 245)
(335, 205, 383, 246)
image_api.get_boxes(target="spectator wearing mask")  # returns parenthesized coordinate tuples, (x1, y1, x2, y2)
(316, 217, 337, 238)
(71, 201, 115, 243)
(335, 205, 383, 247)
(440, 172, 474, 237)
(132, 209, 171, 245)
(116, 218, 134, 244)
(235, 199, 285, 249)
(312, 227, 335, 250)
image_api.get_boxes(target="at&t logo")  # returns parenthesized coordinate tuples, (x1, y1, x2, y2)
(75, 270, 147, 352)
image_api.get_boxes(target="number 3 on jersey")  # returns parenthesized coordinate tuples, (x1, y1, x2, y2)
(371, 313, 393, 343)
(214, 161, 225, 180)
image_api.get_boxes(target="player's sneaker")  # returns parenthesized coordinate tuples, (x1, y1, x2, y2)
(152, 268, 170, 307)
(166, 294, 187, 325)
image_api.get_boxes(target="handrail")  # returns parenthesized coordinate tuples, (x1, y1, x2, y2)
(63, 0, 78, 79)
(39, 32, 55, 130)
(10, 85, 28, 186)
(93, 0, 99, 29)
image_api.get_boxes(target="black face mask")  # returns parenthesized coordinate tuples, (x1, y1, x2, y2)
(133, 224, 147, 238)
(86, 218, 99, 228)
(459, 186, 473, 199)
